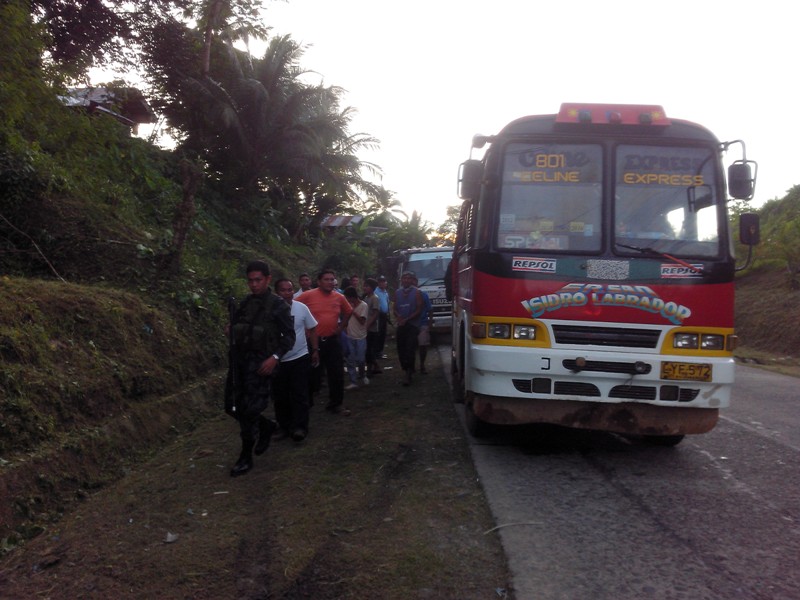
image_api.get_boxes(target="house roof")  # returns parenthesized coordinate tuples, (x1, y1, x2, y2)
(61, 86, 157, 126)
(320, 215, 364, 228)
(320, 215, 387, 237)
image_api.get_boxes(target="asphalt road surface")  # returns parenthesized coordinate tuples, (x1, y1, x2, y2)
(439, 350, 800, 600)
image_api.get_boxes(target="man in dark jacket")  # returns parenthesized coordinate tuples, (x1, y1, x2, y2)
(226, 260, 295, 476)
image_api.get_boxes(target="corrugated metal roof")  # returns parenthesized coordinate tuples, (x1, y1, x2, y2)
(320, 215, 364, 227)
(61, 86, 157, 125)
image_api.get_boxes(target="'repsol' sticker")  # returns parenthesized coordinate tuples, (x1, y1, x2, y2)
(660, 263, 704, 278)
(511, 257, 557, 273)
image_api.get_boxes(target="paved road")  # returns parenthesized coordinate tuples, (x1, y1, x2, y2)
(439, 349, 800, 600)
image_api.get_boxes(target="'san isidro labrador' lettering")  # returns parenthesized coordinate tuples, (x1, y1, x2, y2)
(521, 282, 692, 324)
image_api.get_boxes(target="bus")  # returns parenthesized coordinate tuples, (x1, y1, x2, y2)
(451, 103, 759, 444)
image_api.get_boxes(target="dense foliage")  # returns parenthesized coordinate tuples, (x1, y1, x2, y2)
(1, 1, 446, 290)
(746, 185, 800, 285)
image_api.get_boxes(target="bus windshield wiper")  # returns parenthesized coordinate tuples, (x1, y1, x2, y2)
(615, 242, 706, 275)
(418, 277, 440, 287)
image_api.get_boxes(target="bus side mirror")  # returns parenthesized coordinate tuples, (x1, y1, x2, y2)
(728, 161, 757, 200)
(458, 160, 482, 200)
(739, 212, 760, 246)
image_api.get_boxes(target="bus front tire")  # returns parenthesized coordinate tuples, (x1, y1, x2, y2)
(642, 434, 685, 447)
(452, 369, 465, 404)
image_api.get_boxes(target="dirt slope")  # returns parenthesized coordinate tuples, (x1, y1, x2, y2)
(0, 347, 512, 599)
(734, 266, 800, 376)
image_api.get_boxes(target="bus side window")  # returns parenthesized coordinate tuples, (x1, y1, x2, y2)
(458, 200, 475, 250)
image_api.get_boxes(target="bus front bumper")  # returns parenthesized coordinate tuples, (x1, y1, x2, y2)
(465, 344, 733, 435)
(469, 393, 719, 435)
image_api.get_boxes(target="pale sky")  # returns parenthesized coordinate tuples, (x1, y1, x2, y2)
(261, 0, 797, 227)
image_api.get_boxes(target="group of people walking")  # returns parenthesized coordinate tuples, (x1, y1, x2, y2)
(225, 261, 433, 477)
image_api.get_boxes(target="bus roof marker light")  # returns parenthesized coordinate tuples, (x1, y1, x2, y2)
(557, 103, 670, 126)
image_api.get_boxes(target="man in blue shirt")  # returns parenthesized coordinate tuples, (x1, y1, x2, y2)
(374, 275, 391, 362)
(392, 271, 423, 386)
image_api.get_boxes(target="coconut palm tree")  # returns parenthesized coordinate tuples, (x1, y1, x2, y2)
(376, 210, 434, 258)
(191, 0, 270, 77)
(365, 186, 406, 222)
(182, 34, 376, 198)
(145, 13, 383, 236)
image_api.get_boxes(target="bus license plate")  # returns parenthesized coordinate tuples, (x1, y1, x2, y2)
(661, 362, 712, 382)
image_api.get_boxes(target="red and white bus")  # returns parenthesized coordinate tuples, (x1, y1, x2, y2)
(451, 103, 759, 444)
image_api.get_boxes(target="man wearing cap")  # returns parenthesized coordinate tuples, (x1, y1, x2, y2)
(393, 270, 424, 386)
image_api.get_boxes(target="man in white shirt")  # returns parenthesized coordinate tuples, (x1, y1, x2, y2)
(273, 278, 319, 441)
(292, 272, 312, 298)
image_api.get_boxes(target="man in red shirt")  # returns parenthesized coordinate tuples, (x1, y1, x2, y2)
(296, 269, 353, 414)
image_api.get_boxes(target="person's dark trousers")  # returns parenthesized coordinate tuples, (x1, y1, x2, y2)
(396, 323, 419, 373)
(366, 330, 379, 367)
(235, 354, 272, 442)
(237, 413, 260, 444)
(377, 312, 389, 355)
(273, 354, 312, 434)
(313, 335, 345, 409)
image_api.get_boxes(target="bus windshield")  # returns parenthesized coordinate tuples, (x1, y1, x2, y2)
(614, 145, 721, 258)
(495, 142, 723, 259)
(407, 255, 450, 285)
(497, 143, 603, 252)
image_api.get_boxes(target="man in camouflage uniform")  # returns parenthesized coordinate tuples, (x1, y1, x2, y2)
(226, 260, 295, 477)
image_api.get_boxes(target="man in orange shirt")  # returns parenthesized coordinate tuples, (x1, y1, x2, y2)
(296, 269, 353, 414)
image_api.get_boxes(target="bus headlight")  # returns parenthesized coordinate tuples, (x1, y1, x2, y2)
(701, 334, 725, 350)
(673, 333, 699, 349)
(488, 324, 511, 339)
(513, 325, 537, 340)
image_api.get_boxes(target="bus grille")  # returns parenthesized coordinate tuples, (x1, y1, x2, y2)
(610, 385, 657, 400)
(513, 378, 601, 397)
(552, 325, 660, 348)
(554, 382, 601, 397)
(513, 379, 533, 393)
(512, 380, 701, 402)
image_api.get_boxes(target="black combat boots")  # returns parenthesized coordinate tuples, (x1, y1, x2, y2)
(254, 415, 277, 455)
(230, 439, 255, 477)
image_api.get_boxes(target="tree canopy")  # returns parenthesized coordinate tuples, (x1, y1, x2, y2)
(31, 0, 191, 76)
(2, 0, 440, 285)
